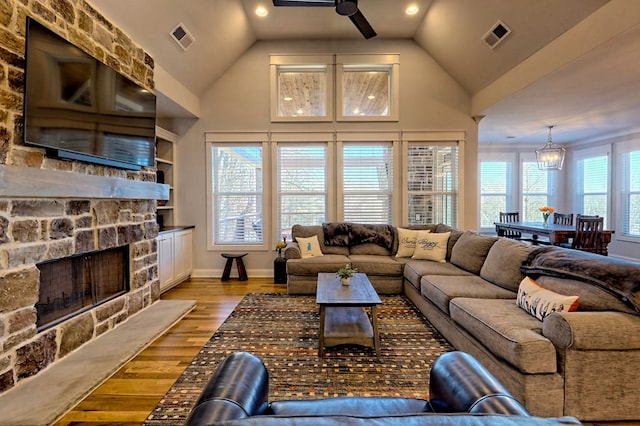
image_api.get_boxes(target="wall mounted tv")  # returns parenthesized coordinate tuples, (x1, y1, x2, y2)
(23, 17, 156, 170)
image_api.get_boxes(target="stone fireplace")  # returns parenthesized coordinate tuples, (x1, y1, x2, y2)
(0, 1, 167, 396)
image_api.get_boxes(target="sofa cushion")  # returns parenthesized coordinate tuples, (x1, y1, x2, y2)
(516, 277, 580, 321)
(403, 261, 473, 291)
(348, 255, 404, 277)
(450, 298, 557, 374)
(435, 224, 464, 260)
(286, 255, 350, 275)
(480, 238, 538, 292)
(450, 231, 498, 274)
(396, 228, 420, 258)
(421, 275, 516, 315)
(412, 232, 450, 262)
(292, 225, 349, 255)
(350, 243, 392, 256)
(536, 275, 639, 314)
(296, 235, 324, 258)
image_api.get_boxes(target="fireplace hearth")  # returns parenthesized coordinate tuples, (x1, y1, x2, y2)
(36, 245, 130, 331)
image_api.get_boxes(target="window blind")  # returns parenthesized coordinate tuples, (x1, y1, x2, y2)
(480, 161, 510, 228)
(278, 144, 327, 238)
(578, 154, 609, 225)
(521, 161, 549, 221)
(621, 149, 639, 236)
(407, 145, 458, 226)
(343, 144, 393, 223)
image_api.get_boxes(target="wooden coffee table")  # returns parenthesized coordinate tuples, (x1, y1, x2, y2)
(316, 272, 382, 357)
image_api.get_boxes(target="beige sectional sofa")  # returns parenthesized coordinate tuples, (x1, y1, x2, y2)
(284, 223, 640, 422)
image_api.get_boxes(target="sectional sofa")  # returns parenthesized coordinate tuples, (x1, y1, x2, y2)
(283, 223, 640, 421)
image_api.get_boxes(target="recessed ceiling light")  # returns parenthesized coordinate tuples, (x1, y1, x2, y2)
(367, 95, 376, 100)
(255, 6, 268, 17)
(284, 96, 293, 101)
(406, 4, 419, 15)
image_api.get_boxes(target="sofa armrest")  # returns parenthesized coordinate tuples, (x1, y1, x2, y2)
(543, 311, 640, 350)
(185, 352, 270, 426)
(429, 351, 530, 415)
(284, 242, 301, 259)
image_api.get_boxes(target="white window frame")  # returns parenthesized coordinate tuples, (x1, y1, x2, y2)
(400, 131, 464, 228)
(336, 131, 401, 223)
(520, 152, 556, 222)
(270, 54, 334, 122)
(336, 54, 399, 122)
(478, 152, 517, 233)
(574, 145, 611, 228)
(271, 132, 334, 242)
(205, 132, 269, 251)
(616, 140, 640, 241)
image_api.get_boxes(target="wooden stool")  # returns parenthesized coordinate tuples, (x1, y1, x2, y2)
(221, 253, 248, 281)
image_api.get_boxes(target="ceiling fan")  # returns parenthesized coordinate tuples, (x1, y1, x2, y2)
(272, 0, 377, 39)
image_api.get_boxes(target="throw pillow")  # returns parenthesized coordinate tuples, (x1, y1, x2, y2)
(450, 231, 498, 274)
(412, 231, 450, 263)
(396, 228, 422, 258)
(516, 277, 580, 321)
(295, 235, 324, 259)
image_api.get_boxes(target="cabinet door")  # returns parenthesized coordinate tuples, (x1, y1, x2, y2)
(158, 233, 175, 291)
(174, 229, 193, 282)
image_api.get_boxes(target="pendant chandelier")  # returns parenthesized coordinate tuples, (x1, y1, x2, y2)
(535, 125, 565, 170)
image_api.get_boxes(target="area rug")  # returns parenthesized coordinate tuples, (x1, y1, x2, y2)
(145, 293, 454, 425)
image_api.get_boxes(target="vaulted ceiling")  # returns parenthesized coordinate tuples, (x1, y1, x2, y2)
(89, 0, 640, 145)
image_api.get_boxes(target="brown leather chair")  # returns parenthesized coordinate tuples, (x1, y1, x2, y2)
(572, 216, 604, 254)
(553, 213, 573, 226)
(498, 212, 521, 239)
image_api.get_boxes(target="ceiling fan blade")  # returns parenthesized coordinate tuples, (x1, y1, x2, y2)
(273, 0, 334, 6)
(349, 9, 377, 39)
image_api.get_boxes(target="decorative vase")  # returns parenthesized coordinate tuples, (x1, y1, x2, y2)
(542, 214, 549, 227)
(341, 277, 351, 286)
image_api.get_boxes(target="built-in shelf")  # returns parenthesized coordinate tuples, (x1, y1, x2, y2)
(156, 126, 178, 228)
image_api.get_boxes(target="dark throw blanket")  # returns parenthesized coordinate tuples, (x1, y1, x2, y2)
(323, 223, 395, 250)
(522, 247, 640, 313)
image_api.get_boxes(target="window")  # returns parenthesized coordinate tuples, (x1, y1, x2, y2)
(270, 55, 334, 122)
(277, 144, 328, 239)
(336, 54, 399, 121)
(480, 161, 512, 228)
(521, 159, 551, 221)
(620, 147, 640, 237)
(210, 145, 263, 245)
(576, 148, 609, 226)
(406, 144, 459, 226)
(341, 143, 393, 223)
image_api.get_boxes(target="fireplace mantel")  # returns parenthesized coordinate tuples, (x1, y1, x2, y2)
(0, 164, 169, 200)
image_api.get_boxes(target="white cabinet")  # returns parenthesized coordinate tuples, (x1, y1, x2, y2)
(174, 229, 193, 283)
(158, 228, 193, 292)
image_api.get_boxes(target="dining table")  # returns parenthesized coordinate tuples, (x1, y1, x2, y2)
(494, 221, 614, 255)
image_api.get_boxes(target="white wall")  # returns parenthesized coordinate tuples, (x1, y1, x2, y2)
(176, 39, 478, 277)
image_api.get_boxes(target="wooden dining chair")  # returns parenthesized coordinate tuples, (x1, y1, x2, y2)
(498, 212, 521, 239)
(572, 216, 604, 254)
(553, 213, 574, 226)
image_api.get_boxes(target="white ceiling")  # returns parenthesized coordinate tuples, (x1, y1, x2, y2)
(89, 0, 640, 145)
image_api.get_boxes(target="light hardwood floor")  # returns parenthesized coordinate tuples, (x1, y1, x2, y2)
(54, 277, 637, 426)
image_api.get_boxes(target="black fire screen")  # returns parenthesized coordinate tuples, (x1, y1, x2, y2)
(36, 245, 129, 331)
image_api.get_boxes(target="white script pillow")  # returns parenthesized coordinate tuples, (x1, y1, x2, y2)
(396, 228, 422, 258)
(412, 231, 450, 263)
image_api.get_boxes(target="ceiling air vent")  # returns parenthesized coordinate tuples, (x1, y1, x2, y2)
(483, 20, 511, 49)
(170, 23, 195, 51)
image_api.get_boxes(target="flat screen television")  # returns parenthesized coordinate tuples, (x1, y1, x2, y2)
(23, 17, 156, 170)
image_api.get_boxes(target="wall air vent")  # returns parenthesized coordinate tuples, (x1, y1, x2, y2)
(483, 20, 511, 49)
(170, 23, 195, 51)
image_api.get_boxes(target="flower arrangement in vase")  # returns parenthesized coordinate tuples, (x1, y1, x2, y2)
(539, 206, 555, 227)
(275, 236, 287, 258)
(336, 264, 358, 286)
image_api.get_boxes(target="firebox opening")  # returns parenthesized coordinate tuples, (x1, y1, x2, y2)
(36, 245, 130, 331)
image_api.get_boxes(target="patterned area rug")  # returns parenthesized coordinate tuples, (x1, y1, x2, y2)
(145, 293, 454, 425)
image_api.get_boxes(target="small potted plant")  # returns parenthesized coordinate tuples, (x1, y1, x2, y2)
(336, 263, 358, 286)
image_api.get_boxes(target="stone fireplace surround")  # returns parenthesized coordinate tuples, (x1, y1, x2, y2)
(0, 0, 167, 398)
